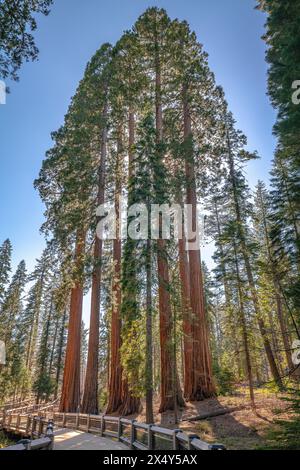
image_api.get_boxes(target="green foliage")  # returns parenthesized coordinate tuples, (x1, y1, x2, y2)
(33, 372, 55, 402)
(120, 319, 145, 398)
(0, 239, 12, 307)
(258, 0, 300, 320)
(257, 0, 300, 159)
(213, 362, 236, 396)
(0, 0, 53, 80)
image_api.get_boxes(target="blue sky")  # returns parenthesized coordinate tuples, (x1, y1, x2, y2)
(0, 0, 276, 322)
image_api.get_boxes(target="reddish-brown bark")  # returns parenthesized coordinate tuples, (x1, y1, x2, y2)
(106, 128, 123, 414)
(178, 233, 193, 398)
(59, 233, 85, 412)
(183, 88, 215, 400)
(82, 102, 108, 415)
(117, 110, 141, 416)
(155, 48, 184, 413)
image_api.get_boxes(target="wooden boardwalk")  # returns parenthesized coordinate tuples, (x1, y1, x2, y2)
(54, 428, 129, 450)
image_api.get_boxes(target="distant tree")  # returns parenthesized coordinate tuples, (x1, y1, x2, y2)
(0, 239, 12, 307)
(0, 260, 27, 400)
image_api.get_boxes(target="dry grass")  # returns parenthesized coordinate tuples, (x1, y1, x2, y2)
(125, 386, 296, 450)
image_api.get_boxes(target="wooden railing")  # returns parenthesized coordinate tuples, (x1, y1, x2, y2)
(41, 412, 225, 451)
(0, 399, 30, 417)
(0, 416, 54, 451)
(1, 398, 59, 421)
(0, 406, 225, 451)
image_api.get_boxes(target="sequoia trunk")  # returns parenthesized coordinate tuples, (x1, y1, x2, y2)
(60, 233, 85, 412)
(82, 101, 108, 414)
(183, 86, 215, 400)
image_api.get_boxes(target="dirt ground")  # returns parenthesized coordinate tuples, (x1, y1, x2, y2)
(126, 386, 295, 450)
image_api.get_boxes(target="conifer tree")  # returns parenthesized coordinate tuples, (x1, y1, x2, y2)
(224, 111, 283, 389)
(0, 261, 27, 400)
(82, 44, 112, 415)
(0, 0, 53, 80)
(0, 239, 12, 308)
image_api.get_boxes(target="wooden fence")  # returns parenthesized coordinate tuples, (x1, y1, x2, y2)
(42, 412, 225, 451)
(0, 416, 54, 451)
(0, 406, 225, 451)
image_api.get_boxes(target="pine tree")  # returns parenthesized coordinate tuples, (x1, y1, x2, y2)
(33, 292, 55, 403)
(253, 181, 299, 376)
(0, 260, 27, 401)
(22, 248, 51, 371)
(223, 111, 283, 389)
(0, 239, 12, 308)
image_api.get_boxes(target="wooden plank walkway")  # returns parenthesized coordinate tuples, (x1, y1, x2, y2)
(54, 428, 129, 450)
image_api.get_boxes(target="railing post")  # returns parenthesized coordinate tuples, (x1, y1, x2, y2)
(63, 413, 66, 427)
(187, 433, 198, 450)
(76, 413, 80, 429)
(100, 415, 104, 437)
(16, 414, 21, 432)
(148, 425, 153, 450)
(46, 420, 55, 450)
(7, 413, 12, 430)
(172, 429, 181, 450)
(130, 420, 136, 450)
(25, 416, 31, 436)
(87, 414, 90, 433)
(38, 417, 43, 437)
(31, 416, 36, 436)
(117, 417, 121, 441)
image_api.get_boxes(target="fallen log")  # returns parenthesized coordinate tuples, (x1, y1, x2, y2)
(183, 405, 248, 422)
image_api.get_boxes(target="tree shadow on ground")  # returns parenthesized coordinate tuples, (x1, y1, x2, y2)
(159, 397, 267, 450)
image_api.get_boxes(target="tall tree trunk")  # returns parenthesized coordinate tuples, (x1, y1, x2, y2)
(117, 109, 141, 416)
(145, 234, 154, 423)
(26, 275, 44, 370)
(183, 85, 215, 400)
(233, 241, 255, 408)
(213, 199, 242, 378)
(107, 127, 123, 414)
(274, 280, 295, 371)
(48, 313, 59, 376)
(55, 308, 67, 399)
(59, 233, 85, 412)
(82, 102, 108, 414)
(227, 134, 283, 389)
(257, 188, 295, 372)
(154, 45, 184, 413)
(178, 226, 193, 398)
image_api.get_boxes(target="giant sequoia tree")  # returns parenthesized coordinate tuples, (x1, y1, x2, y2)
(1, 6, 294, 416)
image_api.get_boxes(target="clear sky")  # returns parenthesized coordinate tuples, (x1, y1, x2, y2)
(0, 0, 276, 323)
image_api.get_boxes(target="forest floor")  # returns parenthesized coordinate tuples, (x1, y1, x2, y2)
(126, 385, 298, 450)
